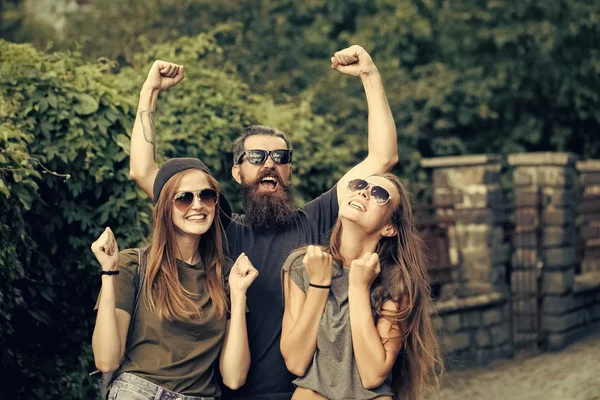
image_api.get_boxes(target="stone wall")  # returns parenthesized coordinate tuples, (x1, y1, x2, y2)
(577, 160, 600, 273)
(434, 293, 512, 368)
(542, 273, 600, 349)
(422, 152, 600, 367)
(420, 152, 600, 370)
(421, 155, 509, 300)
(507, 153, 580, 350)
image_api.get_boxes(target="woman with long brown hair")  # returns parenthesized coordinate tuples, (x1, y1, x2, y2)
(91, 158, 257, 399)
(281, 173, 443, 400)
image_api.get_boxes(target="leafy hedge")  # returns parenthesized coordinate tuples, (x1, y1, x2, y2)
(0, 35, 350, 399)
(57, 0, 600, 168)
(0, 39, 150, 399)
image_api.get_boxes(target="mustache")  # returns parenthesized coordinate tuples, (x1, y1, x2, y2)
(253, 168, 289, 186)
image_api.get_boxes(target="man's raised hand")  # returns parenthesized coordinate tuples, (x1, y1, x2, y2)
(331, 45, 377, 78)
(144, 60, 185, 92)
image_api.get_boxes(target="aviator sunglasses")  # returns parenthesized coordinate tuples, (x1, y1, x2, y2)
(347, 178, 392, 206)
(173, 189, 218, 211)
(236, 149, 293, 165)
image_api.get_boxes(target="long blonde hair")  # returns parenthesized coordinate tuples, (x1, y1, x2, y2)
(328, 173, 443, 399)
(143, 169, 228, 321)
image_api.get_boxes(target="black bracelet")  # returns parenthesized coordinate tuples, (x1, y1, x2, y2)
(100, 270, 119, 276)
(309, 282, 331, 289)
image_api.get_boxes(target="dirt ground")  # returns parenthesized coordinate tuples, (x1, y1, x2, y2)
(425, 331, 600, 400)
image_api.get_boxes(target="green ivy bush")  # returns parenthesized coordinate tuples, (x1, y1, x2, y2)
(0, 39, 151, 399)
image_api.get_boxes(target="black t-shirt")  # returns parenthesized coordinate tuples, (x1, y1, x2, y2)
(222, 186, 339, 400)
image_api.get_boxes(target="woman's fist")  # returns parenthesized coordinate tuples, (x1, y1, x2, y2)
(91, 227, 119, 271)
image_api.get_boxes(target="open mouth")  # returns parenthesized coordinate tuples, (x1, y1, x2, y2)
(349, 201, 365, 211)
(186, 214, 207, 222)
(259, 176, 278, 191)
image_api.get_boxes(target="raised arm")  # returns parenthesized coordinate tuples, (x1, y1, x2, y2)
(280, 246, 332, 376)
(91, 227, 131, 372)
(348, 253, 404, 389)
(331, 45, 399, 203)
(129, 61, 185, 199)
(219, 254, 258, 390)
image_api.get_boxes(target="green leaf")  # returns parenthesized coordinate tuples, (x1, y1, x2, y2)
(73, 93, 99, 115)
(0, 179, 10, 198)
(114, 133, 130, 153)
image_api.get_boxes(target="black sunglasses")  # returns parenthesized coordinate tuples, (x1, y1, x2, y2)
(347, 179, 392, 206)
(236, 149, 293, 165)
(173, 189, 218, 211)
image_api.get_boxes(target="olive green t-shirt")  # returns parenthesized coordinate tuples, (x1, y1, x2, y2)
(95, 248, 232, 397)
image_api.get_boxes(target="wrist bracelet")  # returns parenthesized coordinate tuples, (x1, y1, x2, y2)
(309, 282, 331, 289)
(100, 270, 119, 276)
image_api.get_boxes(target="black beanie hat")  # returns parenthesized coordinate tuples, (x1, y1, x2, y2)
(153, 158, 232, 229)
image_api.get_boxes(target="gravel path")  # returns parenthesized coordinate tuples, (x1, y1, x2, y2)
(425, 331, 600, 400)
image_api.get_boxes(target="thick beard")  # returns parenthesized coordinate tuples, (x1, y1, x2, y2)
(241, 169, 296, 231)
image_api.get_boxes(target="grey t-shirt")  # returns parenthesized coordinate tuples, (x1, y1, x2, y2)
(282, 248, 393, 400)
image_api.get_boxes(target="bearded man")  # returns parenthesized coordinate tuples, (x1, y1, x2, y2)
(129, 45, 399, 400)
(232, 125, 297, 232)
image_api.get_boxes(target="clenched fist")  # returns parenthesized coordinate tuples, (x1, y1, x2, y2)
(331, 45, 377, 78)
(91, 227, 119, 271)
(349, 252, 381, 289)
(303, 245, 333, 287)
(143, 60, 185, 92)
(229, 253, 259, 295)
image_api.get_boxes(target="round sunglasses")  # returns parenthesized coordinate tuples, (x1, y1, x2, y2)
(347, 178, 392, 205)
(173, 189, 218, 212)
(236, 149, 293, 165)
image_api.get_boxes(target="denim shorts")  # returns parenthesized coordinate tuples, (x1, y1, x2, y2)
(107, 372, 217, 400)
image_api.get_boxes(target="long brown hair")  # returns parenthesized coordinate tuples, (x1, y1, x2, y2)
(143, 169, 228, 321)
(328, 173, 443, 399)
